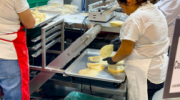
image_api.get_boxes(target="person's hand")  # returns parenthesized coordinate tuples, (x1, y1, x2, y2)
(110, 38, 121, 45)
(103, 57, 117, 64)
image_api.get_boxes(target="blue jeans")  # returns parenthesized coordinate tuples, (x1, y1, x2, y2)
(0, 59, 22, 100)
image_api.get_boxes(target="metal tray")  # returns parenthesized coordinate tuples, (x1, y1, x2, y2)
(31, 9, 61, 27)
(65, 49, 126, 83)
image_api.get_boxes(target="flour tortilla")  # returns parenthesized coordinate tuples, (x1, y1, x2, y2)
(79, 69, 99, 77)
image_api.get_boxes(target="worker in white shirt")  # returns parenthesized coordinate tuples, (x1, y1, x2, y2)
(155, 0, 180, 46)
(0, 0, 35, 100)
(103, 0, 169, 100)
(148, 0, 180, 99)
(112, 0, 180, 47)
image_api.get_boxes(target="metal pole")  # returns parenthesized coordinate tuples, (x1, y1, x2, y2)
(41, 29, 46, 69)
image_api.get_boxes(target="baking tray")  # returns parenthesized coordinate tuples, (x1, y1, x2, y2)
(31, 9, 61, 27)
(65, 49, 126, 83)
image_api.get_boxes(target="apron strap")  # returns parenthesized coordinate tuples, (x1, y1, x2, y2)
(0, 26, 24, 42)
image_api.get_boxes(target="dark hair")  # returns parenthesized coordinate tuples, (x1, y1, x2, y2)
(149, 0, 158, 4)
(117, 0, 148, 5)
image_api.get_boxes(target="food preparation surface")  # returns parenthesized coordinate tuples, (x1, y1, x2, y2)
(32, 10, 61, 27)
(65, 49, 126, 83)
(52, 13, 122, 33)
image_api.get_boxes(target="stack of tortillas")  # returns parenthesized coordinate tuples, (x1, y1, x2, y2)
(88, 44, 124, 65)
(110, 21, 124, 27)
(79, 44, 125, 77)
(108, 64, 124, 73)
(79, 63, 105, 77)
(87, 63, 105, 71)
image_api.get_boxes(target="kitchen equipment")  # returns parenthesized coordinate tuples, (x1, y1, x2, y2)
(88, 0, 117, 22)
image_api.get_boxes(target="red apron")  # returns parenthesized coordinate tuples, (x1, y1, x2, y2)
(0, 26, 30, 100)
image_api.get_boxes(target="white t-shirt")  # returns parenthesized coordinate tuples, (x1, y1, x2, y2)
(120, 2, 169, 83)
(155, 0, 180, 46)
(0, 0, 29, 59)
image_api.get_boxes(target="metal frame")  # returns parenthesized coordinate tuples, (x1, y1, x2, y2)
(163, 18, 180, 99)
(45, 79, 126, 99)
(29, 19, 65, 70)
(30, 24, 102, 95)
(49, 79, 126, 96)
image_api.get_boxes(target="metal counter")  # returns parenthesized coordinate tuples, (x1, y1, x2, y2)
(29, 13, 126, 100)
(65, 49, 126, 83)
(53, 13, 121, 33)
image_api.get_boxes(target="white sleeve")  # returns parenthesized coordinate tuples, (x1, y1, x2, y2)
(120, 18, 141, 42)
(15, 0, 29, 13)
(155, 0, 180, 25)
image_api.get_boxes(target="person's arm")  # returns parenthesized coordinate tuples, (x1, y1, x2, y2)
(18, 8, 35, 29)
(103, 18, 140, 64)
(155, 0, 180, 25)
(112, 40, 135, 62)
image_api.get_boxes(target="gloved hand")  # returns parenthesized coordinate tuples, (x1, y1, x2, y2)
(103, 57, 117, 65)
(110, 38, 121, 45)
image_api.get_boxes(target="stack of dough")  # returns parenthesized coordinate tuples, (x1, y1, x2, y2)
(88, 56, 101, 63)
(79, 44, 125, 77)
(87, 63, 105, 71)
(110, 21, 124, 27)
(108, 65, 124, 73)
(88, 45, 125, 65)
(33, 4, 78, 15)
(31, 10, 46, 24)
(79, 63, 105, 77)
(56, 5, 78, 15)
(50, 3, 62, 8)
(88, 56, 124, 65)
(55, 8, 72, 15)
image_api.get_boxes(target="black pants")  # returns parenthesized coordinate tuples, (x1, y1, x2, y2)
(168, 46, 171, 56)
(147, 80, 164, 100)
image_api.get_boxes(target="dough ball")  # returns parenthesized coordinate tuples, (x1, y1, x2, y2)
(108, 65, 124, 73)
(35, 18, 40, 22)
(110, 21, 124, 27)
(35, 14, 41, 18)
(100, 44, 114, 58)
(88, 56, 101, 63)
(79, 69, 99, 77)
(40, 18, 45, 22)
(31, 10, 36, 14)
(42, 13, 46, 18)
(87, 63, 105, 71)
(31, 10, 46, 22)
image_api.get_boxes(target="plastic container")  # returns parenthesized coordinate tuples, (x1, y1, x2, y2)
(27, 0, 49, 8)
(64, 91, 114, 100)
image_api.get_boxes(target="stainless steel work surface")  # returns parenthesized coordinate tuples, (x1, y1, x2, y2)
(32, 10, 61, 27)
(53, 13, 122, 33)
(65, 49, 126, 83)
